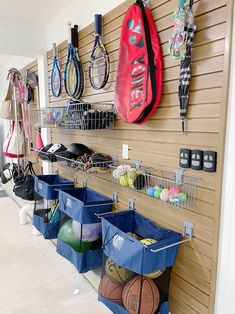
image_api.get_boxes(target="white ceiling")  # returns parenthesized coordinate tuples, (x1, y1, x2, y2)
(0, 0, 71, 26)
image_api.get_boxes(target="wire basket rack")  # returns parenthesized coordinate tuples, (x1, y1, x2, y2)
(55, 153, 117, 173)
(30, 101, 115, 130)
(110, 161, 151, 192)
(145, 168, 198, 208)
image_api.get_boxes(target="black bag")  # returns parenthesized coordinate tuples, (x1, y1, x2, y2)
(13, 162, 42, 201)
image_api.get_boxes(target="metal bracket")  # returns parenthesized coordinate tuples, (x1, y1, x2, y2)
(112, 192, 119, 203)
(133, 160, 142, 170)
(143, 0, 150, 7)
(175, 168, 184, 185)
(111, 155, 118, 166)
(74, 177, 78, 185)
(82, 179, 88, 188)
(128, 198, 136, 210)
(183, 221, 194, 240)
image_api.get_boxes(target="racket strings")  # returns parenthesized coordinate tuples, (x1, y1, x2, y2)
(90, 48, 108, 89)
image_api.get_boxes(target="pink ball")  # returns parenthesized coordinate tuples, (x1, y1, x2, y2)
(169, 187, 180, 195)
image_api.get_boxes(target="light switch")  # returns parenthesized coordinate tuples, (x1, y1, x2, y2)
(122, 144, 129, 159)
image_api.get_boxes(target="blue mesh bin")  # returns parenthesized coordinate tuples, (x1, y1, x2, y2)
(98, 210, 182, 314)
(34, 175, 74, 200)
(58, 187, 113, 224)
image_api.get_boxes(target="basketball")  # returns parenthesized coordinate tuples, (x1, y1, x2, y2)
(72, 220, 102, 242)
(140, 238, 157, 246)
(105, 258, 133, 284)
(99, 275, 124, 306)
(58, 219, 92, 253)
(122, 276, 160, 314)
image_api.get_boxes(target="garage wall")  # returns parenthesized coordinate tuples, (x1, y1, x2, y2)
(40, 0, 233, 313)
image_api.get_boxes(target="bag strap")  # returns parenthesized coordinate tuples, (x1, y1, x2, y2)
(24, 161, 36, 176)
(4, 82, 13, 101)
(189, 0, 194, 9)
(134, 0, 157, 124)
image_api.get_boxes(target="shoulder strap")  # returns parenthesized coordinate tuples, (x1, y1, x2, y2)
(5, 82, 13, 101)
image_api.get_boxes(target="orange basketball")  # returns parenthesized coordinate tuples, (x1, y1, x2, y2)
(99, 275, 124, 306)
(122, 276, 160, 314)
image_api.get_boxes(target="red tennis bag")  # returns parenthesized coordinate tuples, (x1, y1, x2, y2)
(115, 0, 162, 124)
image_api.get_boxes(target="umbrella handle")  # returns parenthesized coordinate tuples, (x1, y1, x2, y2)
(178, 0, 186, 9)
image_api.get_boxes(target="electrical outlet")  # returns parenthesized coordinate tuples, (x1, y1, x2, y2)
(122, 144, 129, 159)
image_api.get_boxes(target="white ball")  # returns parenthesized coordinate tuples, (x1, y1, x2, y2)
(72, 220, 102, 242)
(160, 189, 169, 202)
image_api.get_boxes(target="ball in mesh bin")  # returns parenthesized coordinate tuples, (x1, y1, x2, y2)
(122, 276, 160, 314)
(105, 258, 133, 284)
(99, 275, 124, 306)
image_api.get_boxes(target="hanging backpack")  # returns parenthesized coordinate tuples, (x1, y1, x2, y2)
(114, 0, 162, 125)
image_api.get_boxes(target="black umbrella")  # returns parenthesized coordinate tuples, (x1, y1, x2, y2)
(178, 0, 196, 134)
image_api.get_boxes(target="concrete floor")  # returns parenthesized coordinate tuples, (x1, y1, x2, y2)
(0, 188, 111, 314)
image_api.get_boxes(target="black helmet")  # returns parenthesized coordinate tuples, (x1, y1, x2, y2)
(55, 143, 92, 160)
(67, 143, 92, 156)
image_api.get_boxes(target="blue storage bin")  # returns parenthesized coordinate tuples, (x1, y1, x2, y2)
(98, 295, 169, 314)
(56, 238, 102, 273)
(101, 210, 182, 274)
(59, 187, 113, 224)
(34, 175, 74, 200)
(33, 214, 60, 239)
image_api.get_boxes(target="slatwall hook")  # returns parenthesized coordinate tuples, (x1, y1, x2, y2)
(112, 192, 119, 203)
(133, 160, 142, 170)
(150, 221, 194, 253)
(128, 198, 136, 210)
(74, 176, 78, 185)
(82, 179, 88, 188)
(143, 0, 150, 8)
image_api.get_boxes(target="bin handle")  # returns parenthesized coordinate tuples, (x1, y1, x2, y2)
(84, 202, 114, 208)
(150, 238, 191, 253)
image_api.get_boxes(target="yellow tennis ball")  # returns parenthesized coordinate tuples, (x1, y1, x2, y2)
(140, 238, 157, 246)
(119, 174, 129, 187)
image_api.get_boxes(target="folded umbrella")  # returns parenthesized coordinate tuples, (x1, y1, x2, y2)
(178, 0, 196, 134)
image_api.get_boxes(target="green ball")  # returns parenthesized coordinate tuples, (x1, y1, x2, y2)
(179, 192, 187, 203)
(153, 189, 161, 199)
(58, 219, 92, 253)
(119, 174, 129, 187)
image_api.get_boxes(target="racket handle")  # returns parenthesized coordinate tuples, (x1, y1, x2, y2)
(94, 14, 102, 36)
(74, 25, 79, 48)
(71, 27, 75, 46)
(53, 43, 56, 57)
(67, 21, 72, 44)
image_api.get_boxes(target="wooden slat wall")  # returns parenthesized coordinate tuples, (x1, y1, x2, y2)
(21, 59, 41, 173)
(45, 0, 233, 313)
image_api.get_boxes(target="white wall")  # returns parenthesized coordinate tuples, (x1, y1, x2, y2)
(45, 0, 126, 50)
(0, 17, 46, 57)
(215, 4, 235, 313)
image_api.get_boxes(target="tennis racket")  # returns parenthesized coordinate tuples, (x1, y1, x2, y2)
(88, 14, 110, 90)
(51, 43, 62, 98)
(72, 24, 84, 99)
(64, 22, 79, 97)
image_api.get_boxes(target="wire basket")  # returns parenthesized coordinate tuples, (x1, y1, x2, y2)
(145, 168, 198, 208)
(56, 154, 117, 173)
(30, 102, 115, 130)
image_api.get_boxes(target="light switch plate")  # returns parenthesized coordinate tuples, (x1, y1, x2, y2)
(122, 144, 129, 159)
